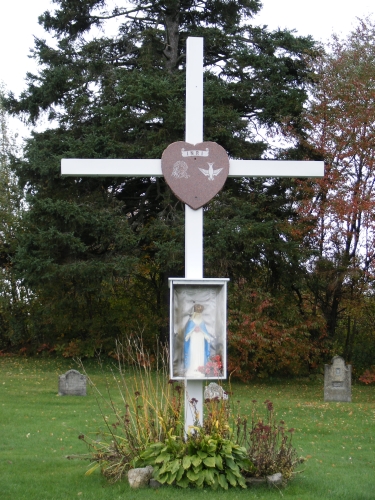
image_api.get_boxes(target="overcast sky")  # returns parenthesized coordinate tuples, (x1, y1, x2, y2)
(1, 0, 373, 136)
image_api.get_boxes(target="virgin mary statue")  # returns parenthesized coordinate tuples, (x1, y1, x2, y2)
(184, 304, 213, 377)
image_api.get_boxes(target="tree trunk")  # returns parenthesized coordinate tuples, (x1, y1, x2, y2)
(163, 3, 180, 73)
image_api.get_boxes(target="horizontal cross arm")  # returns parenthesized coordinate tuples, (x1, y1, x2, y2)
(61, 159, 162, 177)
(61, 158, 324, 178)
(229, 160, 324, 178)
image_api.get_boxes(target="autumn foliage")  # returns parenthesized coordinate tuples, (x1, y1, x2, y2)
(280, 18, 375, 374)
(358, 368, 375, 385)
(227, 289, 327, 380)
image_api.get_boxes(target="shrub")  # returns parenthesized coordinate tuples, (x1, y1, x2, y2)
(359, 367, 375, 385)
(238, 399, 300, 480)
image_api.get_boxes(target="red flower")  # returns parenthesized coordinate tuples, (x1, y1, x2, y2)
(197, 355, 223, 376)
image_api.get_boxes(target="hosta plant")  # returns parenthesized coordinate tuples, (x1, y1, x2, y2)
(136, 427, 255, 489)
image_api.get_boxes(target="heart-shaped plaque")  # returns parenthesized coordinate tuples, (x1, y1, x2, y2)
(161, 141, 229, 209)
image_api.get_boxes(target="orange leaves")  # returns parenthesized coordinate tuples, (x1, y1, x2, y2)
(282, 19, 375, 345)
(304, 21, 375, 250)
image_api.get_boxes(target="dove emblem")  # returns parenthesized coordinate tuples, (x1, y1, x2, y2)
(199, 162, 223, 181)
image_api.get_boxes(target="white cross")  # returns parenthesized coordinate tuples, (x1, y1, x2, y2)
(61, 37, 324, 431)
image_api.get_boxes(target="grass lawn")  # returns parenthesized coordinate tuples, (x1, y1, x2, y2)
(1, 356, 374, 500)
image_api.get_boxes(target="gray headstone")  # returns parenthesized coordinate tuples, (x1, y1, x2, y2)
(58, 369, 87, 396)
(204, 382, 228, 400)
(324, 356, 351, 402)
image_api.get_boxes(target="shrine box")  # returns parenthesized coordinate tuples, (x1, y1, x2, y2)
(169, 278, 229, 380)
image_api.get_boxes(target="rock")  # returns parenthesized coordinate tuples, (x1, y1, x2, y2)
(204, 382, 228, 400)
(245, 477, 267, 486)
(245, 473, 284, 488)
(267, 473, 283, 487)
(149, 478, 162, 489)
(127, 466, 154, 488)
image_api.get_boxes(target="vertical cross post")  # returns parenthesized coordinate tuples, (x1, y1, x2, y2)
(184, 37, 205, 431)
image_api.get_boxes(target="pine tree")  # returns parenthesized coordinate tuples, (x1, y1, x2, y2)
(5, 0, 319, 355)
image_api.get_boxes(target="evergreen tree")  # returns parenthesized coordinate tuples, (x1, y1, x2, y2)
(0, 87, 28, 350)
(5, 0, 319, 356)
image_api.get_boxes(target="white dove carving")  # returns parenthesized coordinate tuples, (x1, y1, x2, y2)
(198, 162, 223, 181)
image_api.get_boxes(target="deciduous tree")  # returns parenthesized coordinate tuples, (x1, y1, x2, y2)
(294, 18, 375, 362)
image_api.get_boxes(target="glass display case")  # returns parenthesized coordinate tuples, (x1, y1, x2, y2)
(169, 278, 229, 380)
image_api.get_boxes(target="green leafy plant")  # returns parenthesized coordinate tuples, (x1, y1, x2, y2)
(137, 427, 254, 489)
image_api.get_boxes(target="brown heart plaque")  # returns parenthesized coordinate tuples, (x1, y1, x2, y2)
(161, 141, 229, 210)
